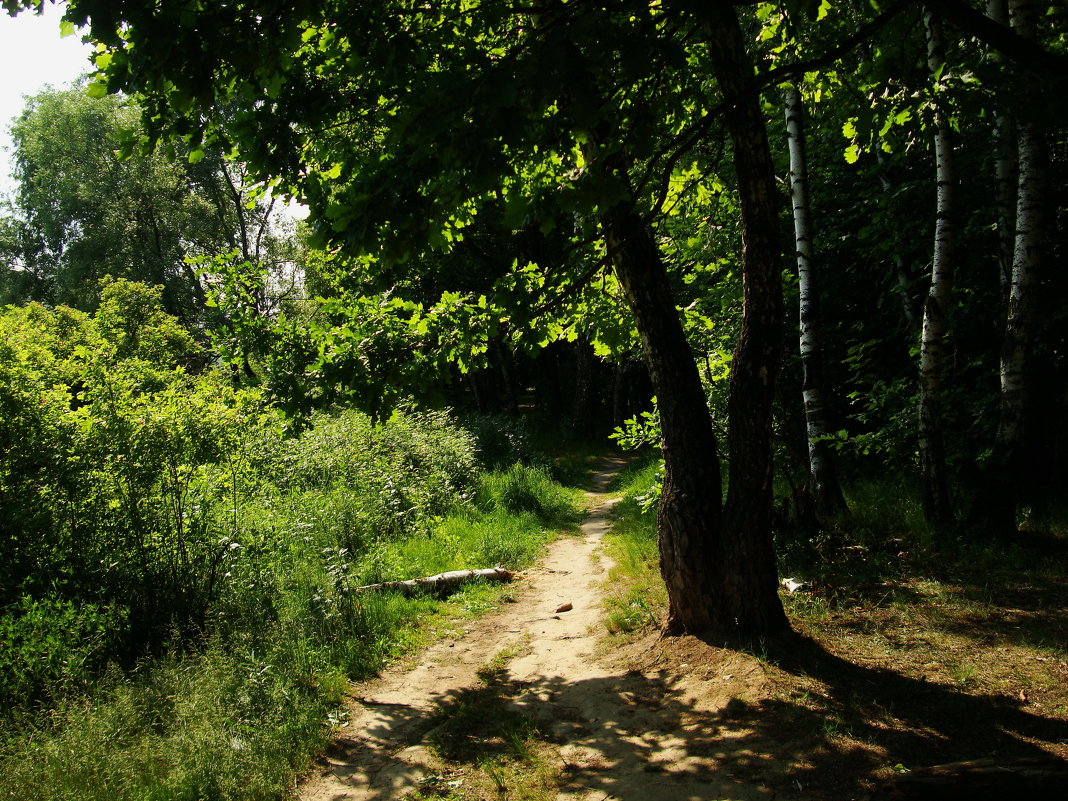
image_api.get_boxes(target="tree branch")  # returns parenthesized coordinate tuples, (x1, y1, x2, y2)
(920, 0, 1068, 75)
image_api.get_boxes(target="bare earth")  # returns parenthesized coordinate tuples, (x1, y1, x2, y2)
(297, 458, 790, 801)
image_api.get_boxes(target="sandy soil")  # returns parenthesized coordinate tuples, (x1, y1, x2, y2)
(297, 458, 792, 801)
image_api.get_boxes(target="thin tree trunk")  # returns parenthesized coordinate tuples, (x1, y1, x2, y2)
(611, 361, 626, 429)
(918, 9, 958, 530)
(702, 3, 789, 637)
(876, 151, 920, 331)
(784, 79, 848, 523)
(493, 341, 521, 416)
(986, 0, 1049, 532)
(989, 0, 1018, 298)
(569, 339, 596, 437)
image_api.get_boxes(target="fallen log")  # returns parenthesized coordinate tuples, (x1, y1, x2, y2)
(354, 567, 514, 597)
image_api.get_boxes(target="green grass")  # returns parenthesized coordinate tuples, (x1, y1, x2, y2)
(0, 421, 582, 801)
(600, 459, 665, 635)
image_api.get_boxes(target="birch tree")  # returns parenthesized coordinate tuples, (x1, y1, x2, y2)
(980, 0, 1050, 533)
(987, 0, 1018, 298)
(784, 78, 848, 522)
(917, 9, 958, 529)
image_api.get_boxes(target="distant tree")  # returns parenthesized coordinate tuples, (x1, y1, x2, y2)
(0, 88, 282, 328)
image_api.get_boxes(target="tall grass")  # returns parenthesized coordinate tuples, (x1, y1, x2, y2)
(600, 459, 665, 634)
(0, 409, 579, 801)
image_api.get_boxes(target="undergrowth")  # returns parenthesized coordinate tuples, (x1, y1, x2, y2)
(0, 407, 580, 801)
(600, 457, 664, 635)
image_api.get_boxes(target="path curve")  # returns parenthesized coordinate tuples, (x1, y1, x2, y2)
(298, 456, 778, 801)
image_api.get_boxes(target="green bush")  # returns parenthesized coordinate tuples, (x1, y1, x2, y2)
(0, 596, 125, 712)
(1, 292, 579, 800)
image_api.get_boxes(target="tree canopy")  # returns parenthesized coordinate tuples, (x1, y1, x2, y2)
(3, 0, 1065, 639)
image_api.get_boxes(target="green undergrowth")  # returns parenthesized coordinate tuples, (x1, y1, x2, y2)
(775, 475, 1068, 623)
(600, 458, 664, 635)
(0, 407, 580, 801)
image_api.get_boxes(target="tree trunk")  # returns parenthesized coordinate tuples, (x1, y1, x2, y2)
(493, 341, 521, 416)
(701, 3, 789, 637)
(989, 0, 1018, 299)
(578, 1, 787, 639)
(918, 10, 958, 530)
(356, 567, 513, 597)
(569, 339, 596, 438)
(980, 0, 1050, 534)
(784, 79, 849, 523)
(599, 198, 727, 635)
(876, 151, 921, 332)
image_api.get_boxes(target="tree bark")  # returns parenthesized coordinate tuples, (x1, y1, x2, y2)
(989, 0, 1018, 299)
(918, 9, 957, 530)
(784, 79, 849, 523)
(980, 0, 1049, 534)
(599, 195, 727, 635)
(701, 3, 789, 637)
(356, 567, 513, 597)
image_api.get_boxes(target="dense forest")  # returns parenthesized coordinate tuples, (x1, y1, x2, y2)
(1, 0, 1066, 798)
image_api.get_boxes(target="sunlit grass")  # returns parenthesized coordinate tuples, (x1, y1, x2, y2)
(599, 459, 665, 635)
(0, 418, 582, 801)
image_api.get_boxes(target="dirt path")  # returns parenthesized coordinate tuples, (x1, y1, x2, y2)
(298, 457, 784, 801)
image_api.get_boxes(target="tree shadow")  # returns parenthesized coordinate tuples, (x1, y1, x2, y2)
(306, 635, 1067, 801)
(754, 632, 1068, 787)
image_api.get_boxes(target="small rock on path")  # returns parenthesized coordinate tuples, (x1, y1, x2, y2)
(298, 456, 780, 801)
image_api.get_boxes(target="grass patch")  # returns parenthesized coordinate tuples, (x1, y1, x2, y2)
(0, 419, 582, 801)
(413, 647, 558, 801)
(762, 474, 1068, 793)
(599, 460, 665, 635)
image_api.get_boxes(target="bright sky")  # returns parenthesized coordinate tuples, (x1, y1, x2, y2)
(0, 2, 95, 199)
(0, 2, 308, 221)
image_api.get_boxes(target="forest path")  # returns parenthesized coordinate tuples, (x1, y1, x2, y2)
(298, 456, 778, 801)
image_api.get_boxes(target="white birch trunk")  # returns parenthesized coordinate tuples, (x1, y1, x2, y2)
(989, 0, 1049, 529)
(918, 10, 957, 529)
(785, 80, 847, 521)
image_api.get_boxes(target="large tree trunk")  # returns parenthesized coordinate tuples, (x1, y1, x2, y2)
(918, 10, 958, 530)
(701, 3, 789, 637)
(575, 1, 787, 639)
(784, 79, 849, 523)
(599, 198, 727, 635)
